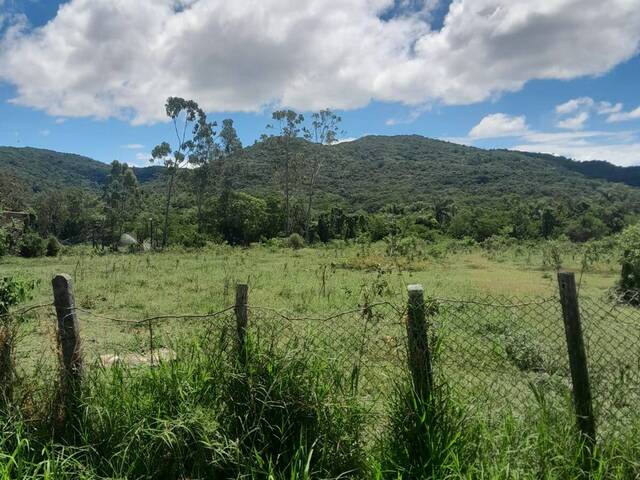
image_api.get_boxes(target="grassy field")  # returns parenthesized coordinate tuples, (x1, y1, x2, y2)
(1, 241, 622, 315)
(2, 241, 639, 479)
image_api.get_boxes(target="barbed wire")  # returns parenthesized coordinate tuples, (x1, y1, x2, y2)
(247, 301, 405, 323)
(69, 305, 236, 326)
(0, 302, 54, 320)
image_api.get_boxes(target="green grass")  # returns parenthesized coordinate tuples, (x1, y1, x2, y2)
(1, 241, 639, 479)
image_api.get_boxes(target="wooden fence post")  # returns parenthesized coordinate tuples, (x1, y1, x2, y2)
(235, 284, 249, 364)
(52, 274, 83, 404)
(406, 284, 433, 398)
(558, 271, 596, 450)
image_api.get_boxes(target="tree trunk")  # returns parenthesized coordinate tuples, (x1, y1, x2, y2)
(284, 142, 291, 236)
(304, 162, 320, 243)
(162, 170, 176, 249)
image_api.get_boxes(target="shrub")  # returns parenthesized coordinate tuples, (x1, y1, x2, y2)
(286, 233, 305, 250)
(46, 236, 62, 257)
(0, 228, 8, 257)
(18, 232, 46, 258)
(503, 332, 548, 373)
(0, 276, 35, 402)
(620, 223, 640, 302)
(177, 230, 208, 249)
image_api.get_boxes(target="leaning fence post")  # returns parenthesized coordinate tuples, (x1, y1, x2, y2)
(52, 274, 83, 407)
(406, 284, 433, 398)
(235, 284, 249, 364)
(558, 271, 596, 450)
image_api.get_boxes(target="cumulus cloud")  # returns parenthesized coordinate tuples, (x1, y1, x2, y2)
(556, 111, 589, 130)
(469, 113, 530, 139)
(597, 101, 623, 115)
(607, 106, 640, 123)
(513, 140, 640, 167)
(554, 97, 631, 130)
(0, 0, 639, 124)
(509, 129, 640, 166)
(555, 97, 594, 115)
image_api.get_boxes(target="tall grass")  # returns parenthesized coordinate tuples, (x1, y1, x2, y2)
(3, 333, 640, 479)
(0, 330, 367, 479)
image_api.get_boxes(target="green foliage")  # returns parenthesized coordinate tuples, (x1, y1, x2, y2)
(4, 134, 640, 251)
(504, 331, 548, 373)
(0, 276, 35, 315)
(45, 236, 62, 257)
(207, 191, 270, 245)
(286, 232, 305, 249)
(0, 228, 8, 257)
(102, 161, 141, 247)
(18, 232, 46, 258)
(620, 223, 640, 296)
(378, 382, 474, 479)
(175, 229, 208, 249)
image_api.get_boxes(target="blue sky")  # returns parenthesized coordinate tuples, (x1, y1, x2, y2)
(1, 0, 640, 167)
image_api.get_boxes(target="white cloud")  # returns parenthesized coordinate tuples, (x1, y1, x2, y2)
(607, 106, 640, 123)
(1, 0, 640, 123)
(513, 141, 640, 167)
(512, 130, 640, 166)
(556, 111, 589, 130)
(597, 101, 623, 115)
(385, 104, 431, 125)
(128, 152, 152, 167)
(40, 129, 50, 136)
(469, 113, 530, 139)
(334, 137, 359, 144)
(555, 97, 594, 115)
(554, 97, 628, 129)
(54, 118, 66, 124)
(123, 143, 145, 150)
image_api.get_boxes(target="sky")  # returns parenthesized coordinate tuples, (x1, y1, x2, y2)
(0, 0, 639, 167)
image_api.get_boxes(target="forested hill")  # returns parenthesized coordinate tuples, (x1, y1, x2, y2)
(1, 136, 639, 211)
(231, 135, 640, 210)
(0, 147, 164, 193)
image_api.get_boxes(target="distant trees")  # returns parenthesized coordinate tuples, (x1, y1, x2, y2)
(302, 109, 343, 242)
(263, 110, 305, 235)
(151, 97, 209, 248)
(212, 119, 244, 235)
(102, 161, 140, 247)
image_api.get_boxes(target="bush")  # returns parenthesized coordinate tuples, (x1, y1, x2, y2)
(46, 236, 62, 257)
(177, 230, 208, 249)
(620, 223, 640, 301)
(0, 228, 8, 257)
(0, 276, 36, 402)
(286, 233, 305, 250)
(503, 332, 548, 373)
(18, 232, 46, 258)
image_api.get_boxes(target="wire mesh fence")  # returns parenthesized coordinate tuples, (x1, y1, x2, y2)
(5, 280, 640, 445)
(427, 295, 571, 421)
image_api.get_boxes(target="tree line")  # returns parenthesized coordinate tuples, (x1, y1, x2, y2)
(1, 97, 639, 257)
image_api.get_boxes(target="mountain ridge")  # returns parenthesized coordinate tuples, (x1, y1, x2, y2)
(1, 136, 639, 212)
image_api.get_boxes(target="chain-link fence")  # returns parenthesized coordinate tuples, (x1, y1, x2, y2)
(5, 276, 640, 445)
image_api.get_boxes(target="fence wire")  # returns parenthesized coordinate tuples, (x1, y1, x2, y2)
(6, 289, 640, 444)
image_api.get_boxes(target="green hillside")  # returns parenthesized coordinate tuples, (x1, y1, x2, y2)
(230, 135, 640, 211)
(0, 147, 163, 194)
(2, 136, 640, 212)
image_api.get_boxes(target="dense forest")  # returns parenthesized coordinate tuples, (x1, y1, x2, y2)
(1, 101, 640, 257)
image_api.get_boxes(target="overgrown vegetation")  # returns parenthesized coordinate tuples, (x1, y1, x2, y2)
(2, 120, 640, 253)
